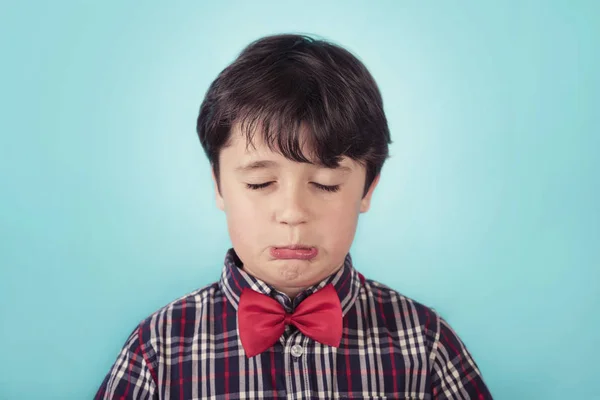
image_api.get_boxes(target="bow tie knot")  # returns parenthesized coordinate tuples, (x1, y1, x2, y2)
(237, 284, 343, 357)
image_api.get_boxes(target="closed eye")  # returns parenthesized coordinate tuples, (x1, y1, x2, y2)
(245, 182, 340, 192)
(246, 182, 273, 190)
(312, 183, 340, 192)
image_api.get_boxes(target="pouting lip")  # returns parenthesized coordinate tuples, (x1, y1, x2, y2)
(272, 244, 314, 250)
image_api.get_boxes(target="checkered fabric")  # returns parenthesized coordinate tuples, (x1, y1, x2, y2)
(95, 248, 492, 399)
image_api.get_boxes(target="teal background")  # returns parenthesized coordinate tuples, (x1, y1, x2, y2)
(1, 1, 598, 399)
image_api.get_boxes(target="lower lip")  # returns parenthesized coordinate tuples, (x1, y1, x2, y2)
(270, 247, 318, 260)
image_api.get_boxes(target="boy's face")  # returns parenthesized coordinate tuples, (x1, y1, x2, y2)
(212, 122, 379, 297)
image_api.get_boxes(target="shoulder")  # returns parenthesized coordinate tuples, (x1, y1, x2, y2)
(101, 281, 222, 388)
(361, 277, 441, 327)
(134, 281, 221, 349)
(359, 277, 444, 356)
(360, 277, 485, 378)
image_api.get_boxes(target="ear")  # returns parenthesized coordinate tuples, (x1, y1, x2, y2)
(360, 174, 380, 213)
(211, 168, 225, 211)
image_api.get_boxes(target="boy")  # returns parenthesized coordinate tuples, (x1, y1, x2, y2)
(96, 34, 492, 399)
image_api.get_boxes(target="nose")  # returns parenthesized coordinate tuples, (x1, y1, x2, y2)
(275, 184, 309, 226)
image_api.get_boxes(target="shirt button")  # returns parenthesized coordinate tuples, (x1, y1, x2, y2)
(291, 344, 304, 357)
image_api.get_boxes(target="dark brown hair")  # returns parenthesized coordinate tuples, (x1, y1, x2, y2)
(196, 33, 391, 197)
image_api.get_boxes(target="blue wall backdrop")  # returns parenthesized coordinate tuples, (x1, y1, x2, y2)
(1, 1, 598, 399)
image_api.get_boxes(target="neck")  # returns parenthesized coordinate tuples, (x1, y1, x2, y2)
(272, 286, 304, 300)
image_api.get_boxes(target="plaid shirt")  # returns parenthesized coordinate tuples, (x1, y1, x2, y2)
(96, 249, 492, 399)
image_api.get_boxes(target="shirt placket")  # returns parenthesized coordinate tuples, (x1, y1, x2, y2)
(282, 329, 311, 400)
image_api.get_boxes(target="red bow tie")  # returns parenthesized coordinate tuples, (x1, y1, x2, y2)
(237, 284, 343, 357)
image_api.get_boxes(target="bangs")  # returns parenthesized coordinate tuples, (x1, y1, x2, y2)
(233, 106, 352, 170)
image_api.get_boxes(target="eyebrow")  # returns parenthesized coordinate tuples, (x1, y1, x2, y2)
(235, 159, 353, 174)
(235, 160, 279, 172)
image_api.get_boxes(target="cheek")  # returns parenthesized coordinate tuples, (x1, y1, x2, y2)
(319, 200, 361, 246)
(224, 194, 268, 241)
(223, 183, 261, 218)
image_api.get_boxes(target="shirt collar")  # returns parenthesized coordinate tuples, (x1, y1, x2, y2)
(218, 247, 362, 316)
